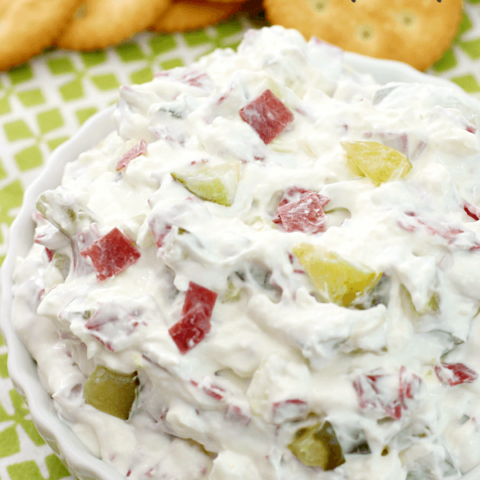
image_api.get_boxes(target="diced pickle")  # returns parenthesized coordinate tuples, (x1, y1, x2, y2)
(355, 274, 391, 310)
(288, 421, 345, 471)
(171, 163, 241, 206)
(84, 366, 138, 420)
(340, 141, 412, 186)
(293, 244, 381, 306)
(52, 253, 70, 279)
(222, 280, 243, 303)
(36, 188, 93, 236)
(401, 285, 440, 316)
(426, 293, 440, 313)
(185, 439, 217, 458)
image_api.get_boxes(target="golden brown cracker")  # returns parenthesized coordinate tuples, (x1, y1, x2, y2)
(151, 0, 243, 33)
(57, 0, 171, 50)
(264, 0, 463, 71)
(0, 0, 11, 17)
(0, 0, 81, 70)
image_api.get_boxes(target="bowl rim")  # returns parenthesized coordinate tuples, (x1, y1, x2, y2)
(2, 50, 480, 480)
(0, 105, 125, 480)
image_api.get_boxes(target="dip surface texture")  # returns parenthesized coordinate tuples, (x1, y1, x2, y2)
(12, 26, 480, 480)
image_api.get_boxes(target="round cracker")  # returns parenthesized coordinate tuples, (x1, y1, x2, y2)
(57, 0, 171, 50)
(0, 0, 81, 70)
(264, 0, 463, 71)
(151, 0, 243, 33)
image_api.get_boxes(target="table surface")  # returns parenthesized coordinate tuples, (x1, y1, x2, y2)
(1, 4, 480, 479)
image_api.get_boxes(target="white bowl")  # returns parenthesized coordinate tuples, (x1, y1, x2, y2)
(2, 51, 480, 480)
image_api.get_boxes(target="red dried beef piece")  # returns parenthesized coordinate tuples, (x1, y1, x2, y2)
(273, 187, 330, 234)
(272, 399, 308, 423)
(80, 228, 141, 282)
(353, 374, 402, 420)
(435, 363, 479, 386)
(239, 89, 294, 144)
(116, 140, 147, 171)
(45, 248, 54, 262)
(397, 212, 469, 243)
(225, 404, 250, 426)
(353, 367, 423, 421)
(203, 384, 225, 401)
(169, 282, 218, 354)
(399, 366, 423, 408)
(277, 192, 329, 234)
(274, 187, 311, 214)
(464, 200, 480, 221)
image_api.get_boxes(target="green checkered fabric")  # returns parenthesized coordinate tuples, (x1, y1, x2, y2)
(0, 4, 479, 478)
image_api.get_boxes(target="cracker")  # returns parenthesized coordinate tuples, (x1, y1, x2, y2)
(0, 0, 81, 70)
(57, 0, 171, 50)
(151, 0, 243, 33)
(264, 0, 463, 71)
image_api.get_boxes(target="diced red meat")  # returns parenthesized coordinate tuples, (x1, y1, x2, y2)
(397, 212, 476, 246)
(435, 363, 479, 386)
(275, 192, 329, 234)
(203, 384, 225, 401)
(273, 187, 330, 234)
(225, 405, 251, 426)
(84, 302, 146, 352)
(411, 140, 427, 160)
(398, 366, 423, 408)
(275, 186, 330, 213)
(353, 367, 423, 420)
(80, 228, 141, 282)
(239, 89, 294, 144)
(274, 187, 311, 213)
(45, 248, 54, 262)
(153, 225, 172, 249)
(181, 71, 212, 89)
(190, 378, 225, 400)
(168, 282, 218, 354)
(464, 200, 480, 221)
(353, 374, 402, 420)
(116, 140, 147, 171)
(272, 399, 308, 423)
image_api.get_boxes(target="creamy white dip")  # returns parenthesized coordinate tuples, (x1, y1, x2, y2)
(11, 26, 480, 480)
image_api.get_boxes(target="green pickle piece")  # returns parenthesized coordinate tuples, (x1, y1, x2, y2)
(401, 285, 440, 316)
(222, 280, 243, 303)
(340, 141, 412, 186)
(288, 421, 345, 471)
(171, 162, 241, 206)
(52, 253, 70, 279)
(293, 244, 381, 307)
(84, 366, 138, 420)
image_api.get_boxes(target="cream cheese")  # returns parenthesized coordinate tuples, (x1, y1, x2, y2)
(11, 26, 480, 480)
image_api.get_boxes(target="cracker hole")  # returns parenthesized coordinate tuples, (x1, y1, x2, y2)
(357, 25, 374, 41)
(74, 4, 88, 20)
(398, 12, 417, 27)
(309, 0, 329, 12)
